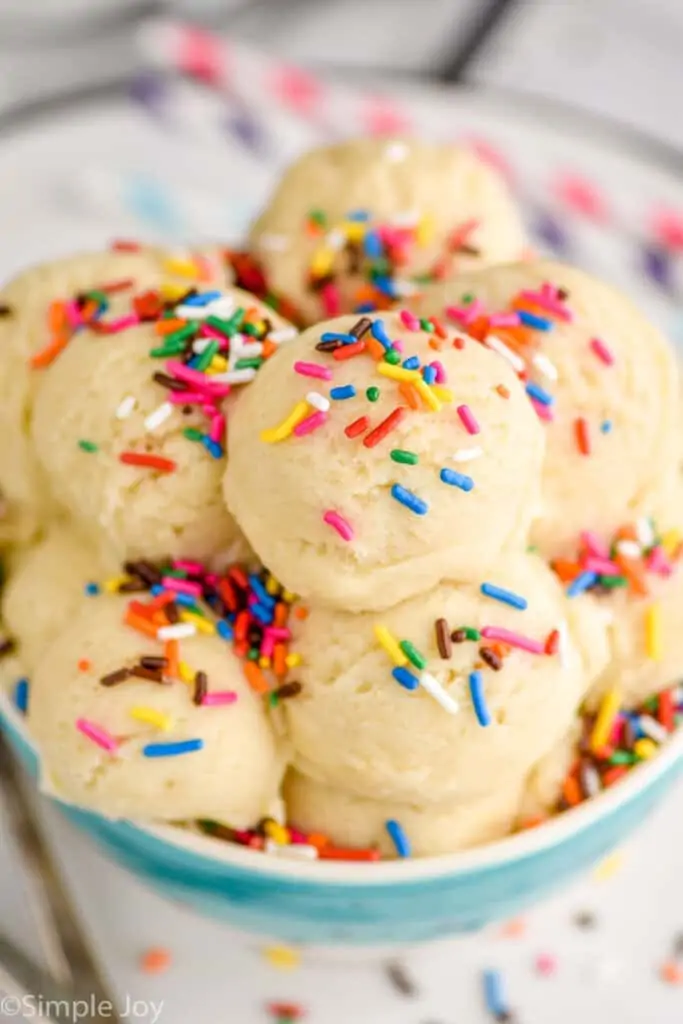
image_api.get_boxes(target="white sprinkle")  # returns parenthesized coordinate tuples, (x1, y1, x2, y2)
(532, 352, 559, 381)
(258, 232, 290, 252)
(419, 672, 460, 715)
(392, 279, 421, 297)
(235, 341, 264, 359)
(192, 337, 213, 353)
(581, 763, 601, 797)
(264, 840, 319, 860)
(269, 327, 298, 344)
(485, 334, 525, 373)
(391, 209, 420, 229)
(210, 368, 257, 384)
(306, 391, 331, 412)
(452, 447, 483, 463)
(157, 623, 196, 641)
(385, 141, 410, 162)
(635, 516, 655, 549)
(638, 714, 668, 744)
(116, 395, 136, 420)
(326, 229, 346, 252)
(144, 402, 173, 432)
(175, 304, 206, 320)
(206, 296, 237, 319)
(616, 539, 642, 560)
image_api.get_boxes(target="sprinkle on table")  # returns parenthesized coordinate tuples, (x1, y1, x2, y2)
(384, 961, 418, 998)
(482, 968, 510, 1020)
(480, 582, 528, 610)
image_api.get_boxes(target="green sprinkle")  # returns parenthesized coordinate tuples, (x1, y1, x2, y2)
(599, 575, 628, 589)
(84, 289, 107, 307)
(462, 293, 474, 304)
(366, 386, 381, 402)
(78, 440, 98, 453)
(235, 357, 263, 370)
(391, 449, 418, 465)
(242, 321, 261, 337)
(268, 691, 280, 708)
(165, 323, 197, 345)
(463, 626, 480, 641)
(419, 318, 434, 332)
(608, 751, 636, 765)
(195, 340, 219, 372)
(384, 348, 401, 365)
(399, 640, 427, 670)
(150, 341, 187, 358)
(183, 428, 203, 442)
(205, 315, 234, 337)
(223, 309, 246, 334)
(247, 648, 260, 662)
(309, 209, 327, 227)
(164, 568, 188, 579)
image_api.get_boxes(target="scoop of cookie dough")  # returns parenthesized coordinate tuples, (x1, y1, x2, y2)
(249, 138, 528, 324)
(284, 769, 524, 858)
(2, 522, 105, 673)
(283, 554, 607, 804)
(225, 311, 544, 612)
(28, 594, 286, 825)
(417, 260, 680, 560)
(31, 284, 294, 569)
(0, 247, 227, 543)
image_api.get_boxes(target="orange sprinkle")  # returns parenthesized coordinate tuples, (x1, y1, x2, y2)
(148, 592, 176, 611)
(467, 316, 490, 342)
(124, 610, 158, 638)
(127, 600, 155, 621)
(398, 382, 420, 409)
(616, 524, 638, 542)
(261, 339, 278, 360)
(615, 553, 648, 597)
(165, 639, 179, 680)
(30, 332, 70, 369)
(155, 318, 187, 335)
(274, 602, 289, 627)
(562, 775, 581, 807)
(575, 416, 591, 455)
(661, 961, 683, 985)
(243, 661, 269, 695)
(366, 336, 385, 361)
(430, 317, 448, 340)
(140, 948, 172, 975)
(428, 337, 445, 351)
(119, 452, 176, 473)
(551, 559, 582, 583)
(306, 832, 329, 851)
(453, 336, 465, 350)
(152, 609, 170, 626)
(48, 300, 68, 333)
(318, 845, 381, 862)
(333, 340, 366, 361)
(294, 606, 309, 621)
(602, 765, 628, 787)
(77, 658, 91, 672)
(517, 816, 546, 831)
(273, 643, 287, 678)
(499, 918, 527, 938)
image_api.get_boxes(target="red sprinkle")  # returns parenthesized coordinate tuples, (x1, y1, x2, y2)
(575, 416, 591, 455)
(119, 452, 176, 473)
(345, 416, 370, 439)
(333, 340, 366, 361)
(101, 278, 135, 294)
(363, 407, 406, 448)
(111, 239, 141, 252)
(545, 629, 560, 655)
(659, 689, 675, 731)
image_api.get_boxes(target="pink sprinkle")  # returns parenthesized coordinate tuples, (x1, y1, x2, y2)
(323, 510, 354, 541)
(392, 339, 404, 353)
(647, 546, 673, 577)
(201, 691, 238, 706)
(480, 626, 544, 654)
(530, 397, 554, 423)
(161, 577, 203, 597)
(535, 953, 557, 977)
(165, 360, 221, 389)
(106, 314, 139, 332)
(320, 283, 341, 317)
(260, 633, 276, 658)
(400, 309, 420, 331)
(610, 715, 626, 746)
(590, 337, 615, 366)
(76, 718, 118, 752)
(199, 323, 228, 342)
(265, 627, 292, 641)
(488, 312, 520, 328)
(202, 403, 218, 417)
(584, 556, 620, 576)
(457, 404, 480, 435)
(294, 361, 333, 380)
(288, 828, 309, 845)
(580, 530, 610, 559)
(293, 411, 327, 436)
(64, 299, 83, 329)
(168, 391, 206, 406)
(209, 414, 225, 444)
(173, 559, 205, 574)
(445, 299, 483, 326)
(431, 360, 446, 384)
(519, 285, 573, 321)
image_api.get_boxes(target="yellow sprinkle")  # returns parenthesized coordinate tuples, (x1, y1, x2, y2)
(431, 385, 454, 403)
(265, 576, 281, 596)
(661, 529, 681, 558)
(208, 355, 228, 373)
(634, 737, 658, 760)
(264, 820, 290, 845)
(261, 400, 310, 444)
(645, 602, 663, 661)
(103, 575, 131, 593)
(309, 247, 335, 278)
(163, 257, 201, 278)
(417, 214, 435, 247)
(259, 657, 272, 669)
(179, 660, 195, 684)
(590, 687, 622, 752)
(160, 282, 190, 302)
(593, 851, 623, 882)
(263, 945, 301, 971)
(180, 611, 215, 635)
(374, 624, 408, 666)
(130, 706, 173, 731)
(343, 222, 366, 244)
(285, 653, 301, 668)
(414, 376, 442, 411)
(376, 363, 419, 382)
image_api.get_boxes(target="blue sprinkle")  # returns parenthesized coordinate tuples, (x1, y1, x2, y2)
(392, 666, 420, 691)
(566, 570, 598, 597)
(201, 436, 224, 459)
(363, 231, 383, 258)
(84, 582, 100, 596)
(217, 620, 234, 641)
(150, 584, 164, 596)
(519, 310, 551, 330)
(321, 331, 357, 344)
(373, 275, 398, 298)
(422, 364, 437, 385)
(482, 969, 508, 1018)
(440, 468, 474, 491)
(250, 602, 274, 625)
(370, 319, 393, 350)
(355, 302, 377, 313)
(385, 819, 411, 858)
(248, 574, 276, 607)
(402, 356, 420, 370)
(601, 419, 613, 434)
(186, 356, 201, 369)
(14, 678, 29, 714)
(143, 739, 204, 758)
(173, 592, 199, 608)
(469, 671, 491, 727)
(525, 381, 554, 406)
(391, 484, 429, 516)
(182, 290, 221, 306)
(347, 209, 370, 222)
(330, 385, 357, 400)
(480, 582, 528, 610)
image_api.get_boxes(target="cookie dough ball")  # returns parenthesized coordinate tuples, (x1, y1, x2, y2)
(284, 769, 523, 858)
(225, 312, 544, 612)
(249, 138, 528, 324)
(2, 522, 104, 672)
(283, 554, 606, 804)
(0, 247, 226, 543)
(417, 260, 680, 560)
(31, 286, 294, 569)
(28, 595, 285, 825)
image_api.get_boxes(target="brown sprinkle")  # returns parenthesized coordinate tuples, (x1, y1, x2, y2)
(117, 578, 148, 593)
(130, 665, 164, 683)
(350, 316, 373, 340)
(165, 601, 180, 624)
(435, 618, 451, 659)
(193, 670, 208, 706)
(315, 339, 342, 352)
(0, 304, 13, 317)
(479, 646, 502, 671)
(274, 681, 303, 700)
(153, 371, 188, 393)
(100, 667, 131, 687)
(0, 637, 16, 658)
(140, 655, 167, 670)
(450, 628, 467, 643)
